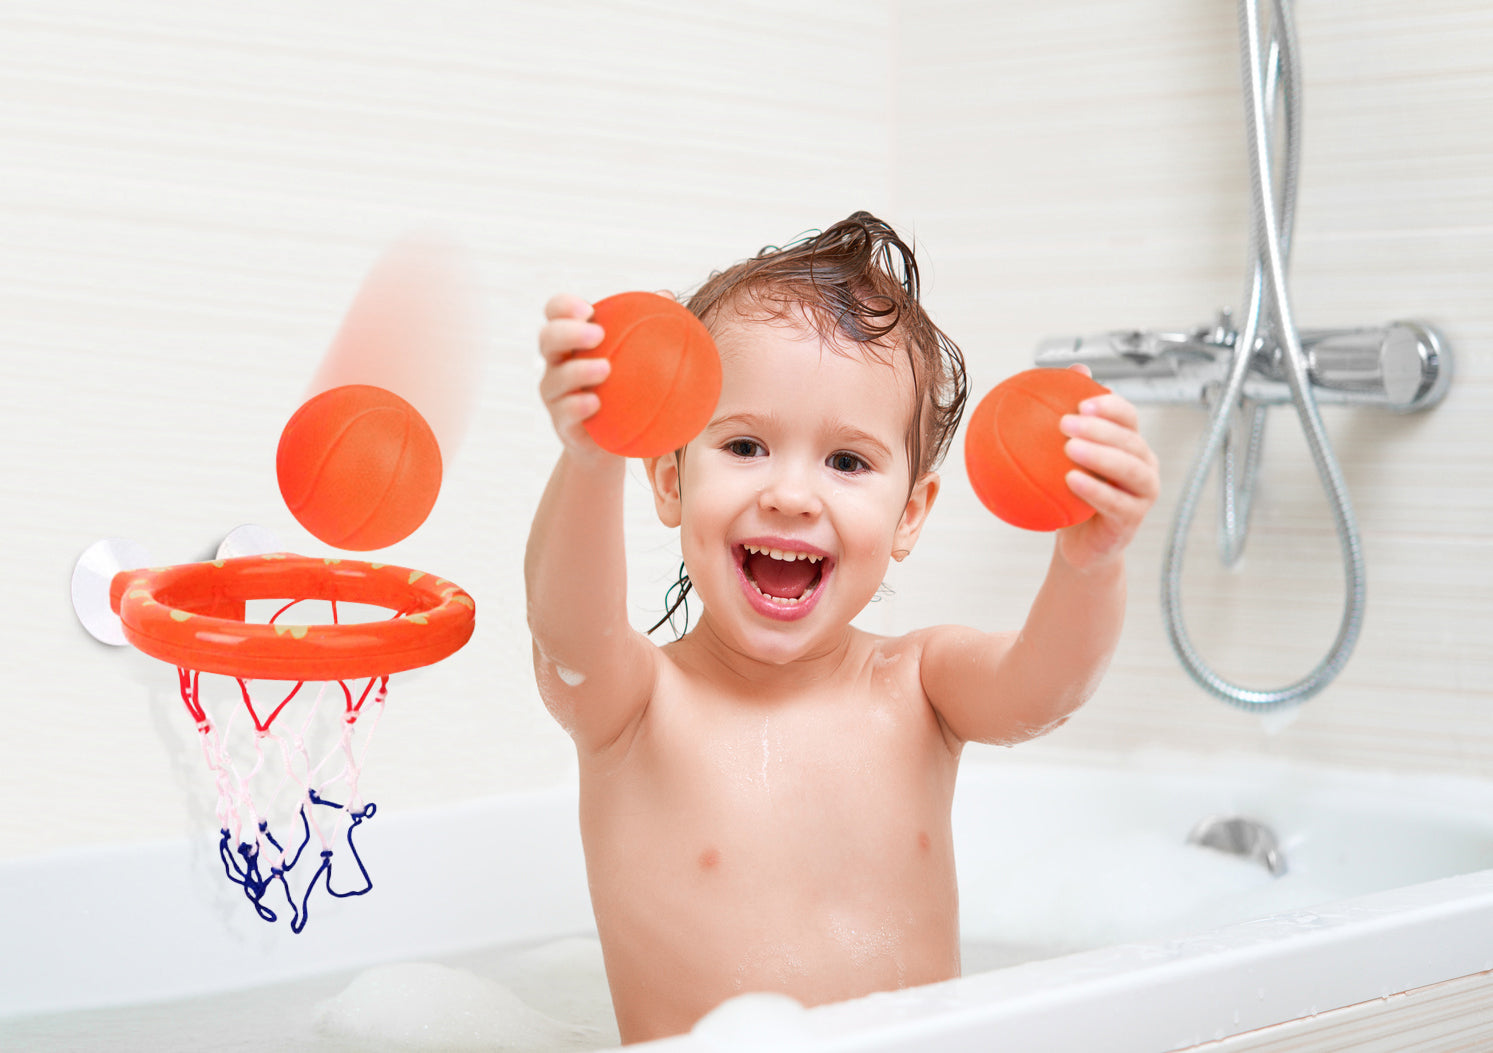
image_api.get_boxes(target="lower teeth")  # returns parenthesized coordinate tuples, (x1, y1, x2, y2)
(752, 580, 816, 606)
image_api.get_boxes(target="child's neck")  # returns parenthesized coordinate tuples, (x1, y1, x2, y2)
(670, 616, 864, 697)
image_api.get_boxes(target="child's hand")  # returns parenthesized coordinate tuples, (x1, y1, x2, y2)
(538, 293, 612, 458)
(1055, 368, 1160, 570)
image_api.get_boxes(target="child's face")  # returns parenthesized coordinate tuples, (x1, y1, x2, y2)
(649, 311, 938, 666)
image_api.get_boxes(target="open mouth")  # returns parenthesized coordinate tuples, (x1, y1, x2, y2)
(737, 543, 828, 615)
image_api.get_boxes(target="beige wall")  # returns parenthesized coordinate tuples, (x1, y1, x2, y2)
(0, 0, 897, 858)
(897, 0, 1493, 776)
(3, 0, 1489, 863)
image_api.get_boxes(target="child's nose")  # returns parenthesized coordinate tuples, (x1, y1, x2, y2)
(758, 461, 823, 518)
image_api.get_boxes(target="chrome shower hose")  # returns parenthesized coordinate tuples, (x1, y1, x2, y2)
(1159, 0, 1366, 710)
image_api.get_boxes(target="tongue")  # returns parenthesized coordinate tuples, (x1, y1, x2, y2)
(745, 552, 820, 599)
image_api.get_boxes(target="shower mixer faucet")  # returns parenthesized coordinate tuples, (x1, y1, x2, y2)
(1031, 307, 1454, 713)
(1027, 0, 1455, 711)
(1035, 313, 1451, 413)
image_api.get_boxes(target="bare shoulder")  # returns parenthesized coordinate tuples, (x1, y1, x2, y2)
(897, 622, 1031, 747)
(898, 622, 1010, 669)
(534, 624, 662, 756)
(860, 625, 934, 671)
(854, 628, 968, 754)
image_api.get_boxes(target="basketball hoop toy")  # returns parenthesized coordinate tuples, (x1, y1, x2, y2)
(72, 240, 485, 933)
(78, 542, 475, 933)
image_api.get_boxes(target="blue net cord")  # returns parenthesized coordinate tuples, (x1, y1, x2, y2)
(176, 659, 390, 934)
(218, 789, 376, 934)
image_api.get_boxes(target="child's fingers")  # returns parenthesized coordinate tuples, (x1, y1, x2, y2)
(535, 294, 615, 457)
(539, 318, 605, 362)
(1060, 412, 1155, 466)
(1065, 438, 1159, 503)
(544, 293, 595, 322)
(1077, 391, 1140, 430)
(540, 355, 611, 405)
(1068, 433, 1158, 501)
(550, 390, 603, 432)
(1066, 467, 1152, 527)
(1056, 382, 1160, 563)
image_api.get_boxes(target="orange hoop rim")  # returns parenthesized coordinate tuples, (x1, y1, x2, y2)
(109, 553, 474, 681)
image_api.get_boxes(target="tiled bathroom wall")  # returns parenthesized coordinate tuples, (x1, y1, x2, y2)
(0, 0, 899, 858)
(3, 0, 1489, 862)
(896, 0, 1493, 777)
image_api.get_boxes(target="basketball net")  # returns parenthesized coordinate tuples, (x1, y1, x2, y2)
(98, 550, 474, 933)
(173, 659, 388, 934)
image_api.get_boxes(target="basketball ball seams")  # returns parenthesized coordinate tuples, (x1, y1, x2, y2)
(991, 392, 1070, 528)
(301, 406, 404, 545)
(368, 414, 440, 549)
(581, 292, 722, 458)
(624, 315, 701, 456)
(286, 405, 398, 516)
(338, 408, 414, 548)
(277, 384, 443, 551)
(964, 368, 1106, 531)
(598, 312, 688, 451)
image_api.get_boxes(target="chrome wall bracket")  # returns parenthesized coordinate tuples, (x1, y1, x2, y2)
(1035, 315, 1452, 567)
(1036, 313, 1452, 413)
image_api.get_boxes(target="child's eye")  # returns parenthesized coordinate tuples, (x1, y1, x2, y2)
(829, 451, 868, 474)
(726, 439, 763, 458)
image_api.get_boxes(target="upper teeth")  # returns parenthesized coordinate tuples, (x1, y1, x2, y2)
(744, 544, 823, 564)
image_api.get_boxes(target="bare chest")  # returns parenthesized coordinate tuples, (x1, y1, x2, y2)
(576, 672, 963, 1037)
(584, 663, 959, 884)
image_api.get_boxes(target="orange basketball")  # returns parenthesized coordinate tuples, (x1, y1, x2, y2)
(964, 368, 1109, 531)
(577, 292, 722, 458)
(276, 384, 442, 551)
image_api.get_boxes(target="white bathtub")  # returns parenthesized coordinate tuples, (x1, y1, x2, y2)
(4, 750, 1493, 1051)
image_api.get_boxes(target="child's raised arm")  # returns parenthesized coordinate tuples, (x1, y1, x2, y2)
(919, 387, 1159, 745)
(525, 294, 657, 753)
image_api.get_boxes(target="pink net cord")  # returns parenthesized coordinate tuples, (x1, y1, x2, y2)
(174, 667, 389, 933)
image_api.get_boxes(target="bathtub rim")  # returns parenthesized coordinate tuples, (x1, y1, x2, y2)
(645, 866, 1493, 1051)
(6, 749, 1493, 1050)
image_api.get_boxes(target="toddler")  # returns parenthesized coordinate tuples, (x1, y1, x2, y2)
(525, 212, 1159, 1042)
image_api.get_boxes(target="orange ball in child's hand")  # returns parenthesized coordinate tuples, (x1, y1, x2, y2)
(964, 368, 1110, 531)
(276, 384, 443, 551)
(577, 292, 722, 458)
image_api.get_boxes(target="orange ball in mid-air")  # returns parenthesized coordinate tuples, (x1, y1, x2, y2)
(964, 368, 1110, 531)
(577, 292, 722, 458)
(276, 384, 443, 551)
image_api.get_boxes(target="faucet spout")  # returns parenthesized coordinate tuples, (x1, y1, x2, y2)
(1036, 316, 1236, 408)
(1036, 327, 1225, 372)
(1036, 319, 1451, 412)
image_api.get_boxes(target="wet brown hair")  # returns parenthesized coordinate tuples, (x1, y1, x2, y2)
(684, 211, 968, 484)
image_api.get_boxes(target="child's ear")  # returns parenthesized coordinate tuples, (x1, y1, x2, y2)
(892, 471, 940, 561)
(646, 452, 682, 528)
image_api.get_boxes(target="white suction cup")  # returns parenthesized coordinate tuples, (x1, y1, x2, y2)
(72, 538, 152, 646)
(217, 524, 284, 560)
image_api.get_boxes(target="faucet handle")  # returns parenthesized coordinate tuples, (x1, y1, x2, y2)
(1035, 325, 1225, 376)
(1034, 319, 1452, 412)
(1286, 322, 1452, 412)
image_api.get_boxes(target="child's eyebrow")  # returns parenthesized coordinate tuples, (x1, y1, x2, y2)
(828, 423, 894, 462)
(707, 411, 776, 435)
